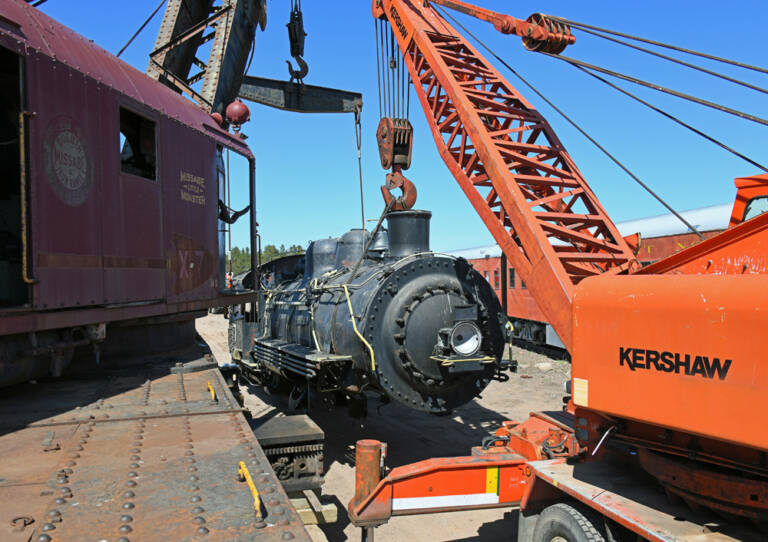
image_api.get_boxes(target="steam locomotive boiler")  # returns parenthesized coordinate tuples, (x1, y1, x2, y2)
(229, 210, 511, 415)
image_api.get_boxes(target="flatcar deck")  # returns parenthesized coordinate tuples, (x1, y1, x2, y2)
(0, 352, 310, 542)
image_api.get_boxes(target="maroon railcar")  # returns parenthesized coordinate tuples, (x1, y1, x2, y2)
(0, 0, 257, 385)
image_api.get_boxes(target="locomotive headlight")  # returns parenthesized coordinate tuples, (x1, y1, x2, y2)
(449, 322, 482, 356)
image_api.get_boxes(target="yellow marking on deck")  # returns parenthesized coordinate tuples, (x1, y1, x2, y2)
(238, 461, 262, 518)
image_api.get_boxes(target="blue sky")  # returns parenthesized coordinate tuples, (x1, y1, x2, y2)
(38, 0, 768, 252)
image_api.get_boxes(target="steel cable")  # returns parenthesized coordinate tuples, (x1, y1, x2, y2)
(433, 5, 704, 239)
(571, 64, 768, 172)
(117, 0, 167, 58)
(539, 51, 768, 128)
(569, 25, 768, 96)
(375, 20, 383, 118)
(549, 16, 768, 76)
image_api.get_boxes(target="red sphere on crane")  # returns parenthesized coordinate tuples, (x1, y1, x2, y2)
(210, 112, 224, 127)
(225, 99, 250, 128)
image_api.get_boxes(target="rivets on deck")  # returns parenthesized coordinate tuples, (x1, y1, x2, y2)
(191, 506, 204, 514)
(123, 502, 135, 510)
(192, 516, 206, 524)
(117, 537, 131, 542)
(142, 380, 151, 406)
(120, 514, 133, 523)
(118, 524, 133, 533)
(190, 495, 202, 503)
(123, 491, 135, 499)
(41, 522, 55, 531)
(196, 526, 209, 535)
(36, 535, 52, 542)
(125, 480, 137, 487)
(177, 372, 187, 402)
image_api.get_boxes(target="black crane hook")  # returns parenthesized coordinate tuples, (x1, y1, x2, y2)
(286, 56, 308, 83)
(286, 1, 308, 83)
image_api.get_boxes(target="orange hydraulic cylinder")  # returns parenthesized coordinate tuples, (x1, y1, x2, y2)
(572, 274, 768, 452)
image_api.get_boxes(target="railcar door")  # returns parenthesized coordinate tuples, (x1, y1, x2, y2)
(100, 102, 165, 304)
(0, 45, 28, 307)
(23, 43, 106, 310)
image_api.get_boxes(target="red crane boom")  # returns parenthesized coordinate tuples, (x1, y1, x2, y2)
(373, 0, 638, 350)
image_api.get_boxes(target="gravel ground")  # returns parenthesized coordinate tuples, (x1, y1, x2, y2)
(196, 314, 570, 542)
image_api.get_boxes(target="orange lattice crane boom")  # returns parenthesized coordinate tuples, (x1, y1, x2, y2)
(372, 0, 638, 351)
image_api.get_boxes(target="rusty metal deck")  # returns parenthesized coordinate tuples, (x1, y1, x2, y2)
(0, 354, 310, 542)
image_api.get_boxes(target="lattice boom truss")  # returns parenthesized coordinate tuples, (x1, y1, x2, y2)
(377, 1, 638, 349)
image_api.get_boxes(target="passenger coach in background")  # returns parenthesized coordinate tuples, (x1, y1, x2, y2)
(452, 187, 768, 348)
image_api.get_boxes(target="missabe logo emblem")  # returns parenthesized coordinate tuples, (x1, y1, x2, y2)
(43, 116, 93, 206)
(619, 347, 732, 380)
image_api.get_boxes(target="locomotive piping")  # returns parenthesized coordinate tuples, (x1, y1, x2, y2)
(343, 284, 376, 371)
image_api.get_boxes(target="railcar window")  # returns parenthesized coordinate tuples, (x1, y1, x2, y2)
(119, 108, 156, 180)
(508, 267, 515, 289)
(743, 196, 768, 222)
(493, 269, 500, 289)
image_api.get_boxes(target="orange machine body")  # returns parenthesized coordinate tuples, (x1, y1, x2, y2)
(572, 273, 768, 452)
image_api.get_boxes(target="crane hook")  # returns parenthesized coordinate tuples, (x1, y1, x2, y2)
(381, 169, 417, 211)
(286, 56, 309, 83)
(286, 1, 308, 83)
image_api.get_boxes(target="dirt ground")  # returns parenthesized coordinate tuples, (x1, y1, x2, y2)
(196, 314, 570, 542)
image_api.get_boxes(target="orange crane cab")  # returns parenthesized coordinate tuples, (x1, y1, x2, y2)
(730, 173, 768, 227)
(349, 1, 768, 540)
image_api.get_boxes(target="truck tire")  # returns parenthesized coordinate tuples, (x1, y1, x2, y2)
(531, 502, 606, 542)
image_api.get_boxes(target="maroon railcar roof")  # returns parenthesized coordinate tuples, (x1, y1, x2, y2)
(0, 0, 251, 157)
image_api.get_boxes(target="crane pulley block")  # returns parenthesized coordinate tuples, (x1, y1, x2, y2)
(376, 117, 413, 170)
